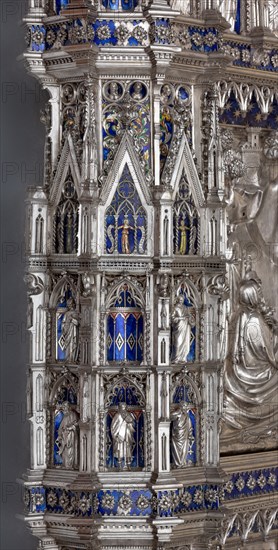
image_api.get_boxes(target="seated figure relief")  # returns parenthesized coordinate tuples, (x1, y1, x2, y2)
(222, 266, 278, 444)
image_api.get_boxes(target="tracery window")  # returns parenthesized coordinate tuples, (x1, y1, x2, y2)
(107, 283, 144, 363)
(173, 173, 199, 255)
(53, 176, 79, 254)
(105, 164, 147, 255)
(35, 214, 44, 253)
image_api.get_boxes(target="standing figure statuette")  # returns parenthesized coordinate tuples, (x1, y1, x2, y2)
(111, 403, 135, 469)
(57, 402, 79, 469)
(171, 295, 195, 363)
(171, 403, 192, 468)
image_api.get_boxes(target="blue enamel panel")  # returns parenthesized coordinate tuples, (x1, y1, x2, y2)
(54, 410, 64, 465)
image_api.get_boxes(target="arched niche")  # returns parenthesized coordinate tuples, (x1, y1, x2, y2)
(49, 372, 79, 469)
(173, 172, 200, 256)
(105, 164, 147, 256)
(106, 280, 145, 364)
(170, 371, 201, 468)
(104, 375, 146, 470)
(53, 173, 79, 255)
(49, 276, 79, 363)
(171, 278, 201, 363)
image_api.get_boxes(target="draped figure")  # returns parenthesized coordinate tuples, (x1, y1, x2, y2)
(171, 296, 195, 363)
(61, 298, 80, 362)
(57, 402, 79, 469)
(111, 403, 135, 467)
(223, 270, 278, 434)
(171, 403, 192, 467)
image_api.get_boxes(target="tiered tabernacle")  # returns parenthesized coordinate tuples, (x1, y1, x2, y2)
(22, 0, 278, 548)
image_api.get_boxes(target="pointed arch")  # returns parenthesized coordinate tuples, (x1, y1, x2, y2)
(173, 171, 200, 255)
(105, 279, 145, 364)
(53, 171, 79, 254)
(49, 274, 77, 309)
(99, 133, 153, 256)
(49, 371, 79, 406)
(168, 132, 205, 208)
(49, 134, 81, 206)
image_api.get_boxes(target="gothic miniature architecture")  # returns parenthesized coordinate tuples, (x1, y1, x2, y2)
(22, 0, 278, 549)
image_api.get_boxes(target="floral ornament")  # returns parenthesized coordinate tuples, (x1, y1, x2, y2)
(57, 26, 67, 45)
(172, 493, 180, 509)
(117, 494, 133, 515)
(193, 489, 203, 505)
(32, 29, 45, 46)
(23, 489, 30, 509)
(246, 476, 256, 490)
(136, 494, 150, 511)
(68, 25, 86, 44)
(45, 29, 56, 46)
(87, 24, 95, 42)
(47, 490, 58, 508)
(78, 495, 91, 514)
(271, 54, 278, 68)
(260, 53, 270, 66)
(205, 488, 218, 504)
(159, 493, 173, 511)
(204, 32, 217, 47)
(59, 491, 69, 510)
(257, 474, 267, 489)
(231, 47, 240, 60)
(177, 28, 191, 49)
(97, 24, 111, 41)
(25, 28, 31, 47)
(67, 496, 77, 514)
(101, 493, 115, 510)
(242, 49, 251, 62)
(268, 473, 277, 486)
(35, 492, 45, 506)
(132, 25, 148, 45)
(181, 491, 192, 507)
(235, 477, 245, 492)
(191, 32, 203, 48)
(222, 44, 232, 56)
(152, 23, 172, 45)
(219, 487, 225, 503)
(115, 23, 129, 44)
(225, 480, 234, 494)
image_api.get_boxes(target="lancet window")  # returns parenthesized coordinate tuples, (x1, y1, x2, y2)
(173, 174, 199, 255)
(35, 214, 44, 253)
(53, 176, 79, 254)
(105, 164, 147, 255)
(106, 283, 144, 363)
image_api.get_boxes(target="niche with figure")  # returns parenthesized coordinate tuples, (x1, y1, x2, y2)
(171, 282, 197, 363)
(53, 175, 79, 254)
(104, 377, 145, 470)
(170, 376, 198, 468)
(56, 289, 80, 363)
(52, 375, 79, 469)
(173, 173, 199, 255)
(105, 165, 147, 255)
